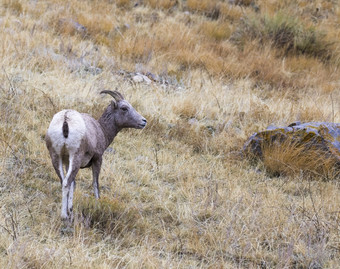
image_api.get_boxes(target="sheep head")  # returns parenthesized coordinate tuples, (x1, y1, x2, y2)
(100, 90, 147, 129)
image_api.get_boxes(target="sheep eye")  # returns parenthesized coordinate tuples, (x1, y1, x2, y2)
(121, 107, 128, 112)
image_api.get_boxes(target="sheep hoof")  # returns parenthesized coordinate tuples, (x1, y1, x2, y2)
(61, 212, 69, 220)
(60, 226, 73, 235)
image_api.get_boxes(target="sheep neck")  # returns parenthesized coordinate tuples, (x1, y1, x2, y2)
(98, 106, 122, 149)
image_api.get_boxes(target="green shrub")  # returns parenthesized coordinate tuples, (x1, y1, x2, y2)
(232, 11, 333, 61)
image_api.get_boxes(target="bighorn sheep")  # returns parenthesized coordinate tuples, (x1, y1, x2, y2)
(45, 90, 147, 220)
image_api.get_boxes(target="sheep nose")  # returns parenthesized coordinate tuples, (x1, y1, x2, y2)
(141, 118, 147, 128)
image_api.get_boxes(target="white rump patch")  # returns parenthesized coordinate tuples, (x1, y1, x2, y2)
(47, 109, 86, 155)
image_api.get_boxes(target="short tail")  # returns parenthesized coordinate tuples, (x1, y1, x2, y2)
(62, 121, 69, 138)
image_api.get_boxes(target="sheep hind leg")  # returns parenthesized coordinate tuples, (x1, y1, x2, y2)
(61, 156, 80, 220)
(67, 180, 76, 222)
(58, 158, 65, 185)
(49, 151, 65, 185)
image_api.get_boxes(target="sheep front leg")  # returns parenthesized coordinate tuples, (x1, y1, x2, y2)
(92, 157, 102, 199)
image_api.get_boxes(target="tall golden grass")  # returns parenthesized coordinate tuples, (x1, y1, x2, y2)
(0, 0, 340, 268)
(261, 138, 340, 179)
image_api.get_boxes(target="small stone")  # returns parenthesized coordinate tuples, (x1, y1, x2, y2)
(133, 74, 144, 83)
(188, 118, 198, 125)
(132, 74, 152, 84)
(135, 155, 149, 162)
(142, 75, 152, 85)
(105, 147, 115, 154)
(146, 72, 159, 82)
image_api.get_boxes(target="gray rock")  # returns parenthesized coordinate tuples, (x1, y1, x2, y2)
(244, 122, 340, 163)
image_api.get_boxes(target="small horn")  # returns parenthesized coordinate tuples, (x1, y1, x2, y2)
(100, 90, 125, 101)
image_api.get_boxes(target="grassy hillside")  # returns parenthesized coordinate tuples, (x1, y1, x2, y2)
(0, 0, 339, 268)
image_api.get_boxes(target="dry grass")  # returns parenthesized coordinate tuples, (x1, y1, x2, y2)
(261, 138, 340, 179)
(232, 11, 335, 61)
(0, 0, 340, 268)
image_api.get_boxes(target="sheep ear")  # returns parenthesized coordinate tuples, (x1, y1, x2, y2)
(111, 100, 118, 109)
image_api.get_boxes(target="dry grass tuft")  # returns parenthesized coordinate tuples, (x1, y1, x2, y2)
(187, 0, 220, 19)
(262, 137, 340, 179)
(200, 20, 232, 41)
(3, 0, 23, 14)
(167, 120, 209, 153)
(115, 0, 132, 9)
(232, 11, 335, 62)
(172, 97, 199, 119)
(145, 0, 177, 10)
(75, 195, 143, 236)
